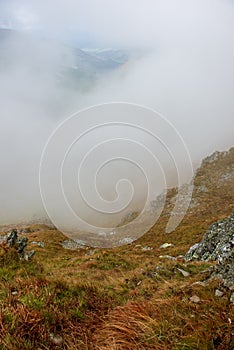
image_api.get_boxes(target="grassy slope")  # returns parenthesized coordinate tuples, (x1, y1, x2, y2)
(0, 148, 233, 349)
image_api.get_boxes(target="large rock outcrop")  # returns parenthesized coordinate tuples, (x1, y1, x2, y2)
(185, 213, 234, 289)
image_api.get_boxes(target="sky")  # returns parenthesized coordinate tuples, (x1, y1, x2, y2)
(0, 0, 233, 229)
(0, 0, 233, 48)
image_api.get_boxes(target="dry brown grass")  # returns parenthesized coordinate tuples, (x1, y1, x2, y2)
(0, 148, 233, 349)
(93, 281, 234, 350)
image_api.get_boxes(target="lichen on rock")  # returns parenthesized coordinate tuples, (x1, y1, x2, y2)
(185, 213, 234, 262)
(6, 229, 35, 260)
(185, 213, 234, 289)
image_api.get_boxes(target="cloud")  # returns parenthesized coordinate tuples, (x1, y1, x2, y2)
(0, 0, 233, 227)
(1, 0, 234, 46)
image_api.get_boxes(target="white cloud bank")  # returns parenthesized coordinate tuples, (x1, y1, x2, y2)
(0, 0, 233, 226)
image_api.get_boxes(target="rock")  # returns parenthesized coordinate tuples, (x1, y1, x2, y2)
(6, 229, 18, 247)
(159, 255, 176, 261)
(17, 237, 28, 254)
(201, 151, 222, 166)
(190, 295, 200, 303)
(141, 246, 153, 251)
(211, 260, 234, 289)
(192, 281, 206, 287)
(31, 241, 45, 248)
(119, 237, 134, 245)
(85, 250, 95, 256)
(49, 333, 63, 346)
(215, 289, 224, 297)
(60, 239, 86, 250)
(160, 243, 175, 249)
(230, 293, 234, 304)
(185, 243, 200, 259)
(6, 229, 35, 261)
(185, 213, 234, 263)
(185, 213, 234, 290)
(177, 268, 190, 277)
(11, 291, 18, 296)
(23, 250, 35, 261)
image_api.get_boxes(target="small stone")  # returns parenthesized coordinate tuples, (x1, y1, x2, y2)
(192, 281, 206, 287)
(159, 255, 176, 261)
(11, 291, 18, 296)
(230, 293, 234, 304)
(141, 246, 153, 251)
(31, 241, 45, 248)
(177, 268, 190, 277)
(119, 237, 134, 245)
(23, 250, 35, 261)
(60, 239, 86, 250)
(190, 295, 200, 303)
(85, 250, 95, 256)
(160, 243, 174, 249)
(215, 289, 224, 297)
(49, 333, 63, 346)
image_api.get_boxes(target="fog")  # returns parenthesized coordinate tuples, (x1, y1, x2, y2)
(0, 0, 233, 230)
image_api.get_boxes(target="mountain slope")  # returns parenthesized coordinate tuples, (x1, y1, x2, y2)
(0, 147, 233, 349)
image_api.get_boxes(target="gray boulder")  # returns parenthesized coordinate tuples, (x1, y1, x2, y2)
(6, 229, 35, 260)
(185, 213, 234, 262)
(185, 213, 234, 289)
(6, 229, 18, 247)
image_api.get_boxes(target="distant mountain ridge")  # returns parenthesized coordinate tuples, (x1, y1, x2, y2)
(0, 28, 128, 91)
